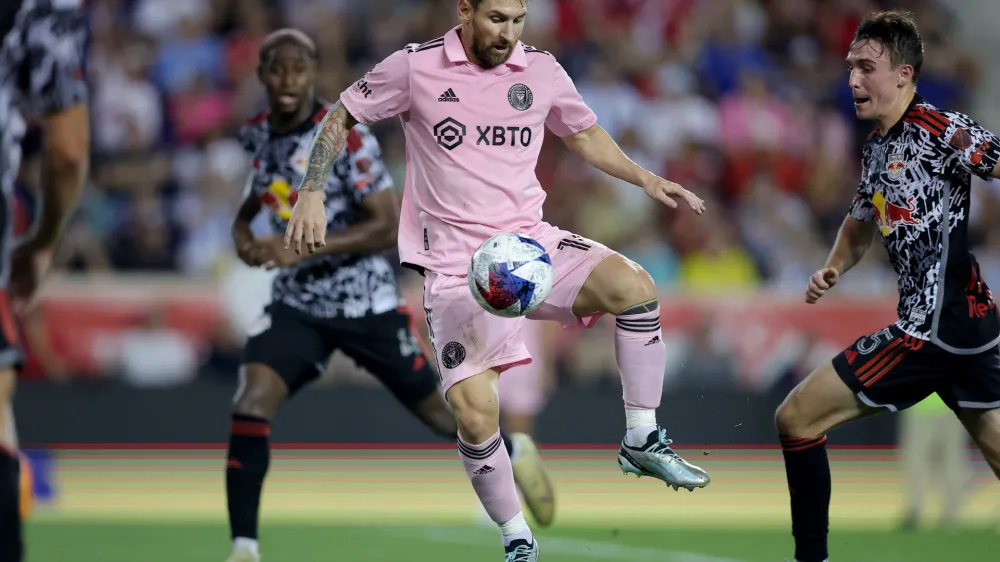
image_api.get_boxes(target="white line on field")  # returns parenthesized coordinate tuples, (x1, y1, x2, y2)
(400, 525, 750, 562)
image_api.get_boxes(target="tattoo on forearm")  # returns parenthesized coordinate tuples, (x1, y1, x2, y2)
(299, 104, 350, 192)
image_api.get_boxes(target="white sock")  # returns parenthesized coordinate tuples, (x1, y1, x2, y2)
(625, 408, 657, 447)
(499, 512, 533, 547)
(233, 538, 258, 554)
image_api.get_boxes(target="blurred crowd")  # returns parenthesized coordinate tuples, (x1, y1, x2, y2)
(14, 0, 1000, 389)
(14, 0, 998, 290)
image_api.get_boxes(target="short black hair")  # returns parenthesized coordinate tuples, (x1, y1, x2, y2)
(853, 10, 924, 82)
(259, 29, 317, 66)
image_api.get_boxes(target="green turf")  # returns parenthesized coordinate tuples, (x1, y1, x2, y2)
(18, 449, 1000, 561)
(25, 522, 1000, 561)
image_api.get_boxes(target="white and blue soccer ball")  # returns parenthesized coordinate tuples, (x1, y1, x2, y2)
(468, 233, 553, 318)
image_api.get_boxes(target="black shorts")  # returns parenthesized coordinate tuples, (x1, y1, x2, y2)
(244, 303, 440, 407)
(833, 324, 1000, 412)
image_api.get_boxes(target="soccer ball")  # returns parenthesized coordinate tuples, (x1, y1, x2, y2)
(469, 233, 553, 318)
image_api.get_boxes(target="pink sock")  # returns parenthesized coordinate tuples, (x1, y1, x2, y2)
(457, 431, 524, 526)
(615, 305, 666, 410)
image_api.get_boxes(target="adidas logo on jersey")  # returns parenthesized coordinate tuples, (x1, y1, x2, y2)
(438, 88, 460, 102)
(473, 465, 495, 475)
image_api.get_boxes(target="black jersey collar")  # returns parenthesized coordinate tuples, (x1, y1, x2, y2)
(878, 92, 923, 140)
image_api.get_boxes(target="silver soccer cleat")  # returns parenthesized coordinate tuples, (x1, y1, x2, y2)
(617, 427, 710, 491)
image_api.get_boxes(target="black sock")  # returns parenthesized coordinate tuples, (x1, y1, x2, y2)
(500, 430, 515, 458)
(227, 414, 271, 541)
(781, 436, 830, 562)
(0, 447, 22, 561)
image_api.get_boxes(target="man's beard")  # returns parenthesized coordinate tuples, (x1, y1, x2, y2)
(471, 32, 513, 69)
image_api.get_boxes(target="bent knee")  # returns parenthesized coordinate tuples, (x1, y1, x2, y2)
(607, 259, 657, 314)
(774, 396, 826, 439)
(774, 401, 798, 437)
(232, 364, 288, 419)
(447, 384, 500, 442)
(411, 393, 459, 439)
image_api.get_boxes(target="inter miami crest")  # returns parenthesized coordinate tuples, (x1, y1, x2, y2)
(441, 341, 466, 369)
(508, 84, 533, 111)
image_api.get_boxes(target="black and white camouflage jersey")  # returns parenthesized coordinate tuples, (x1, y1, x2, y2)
(0, 0, 86, 216)
(239, 101, 401, 319)
(850, 94, 1000, 353)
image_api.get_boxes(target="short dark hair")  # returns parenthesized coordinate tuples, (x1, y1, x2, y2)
(853, 10, 924, 82)
(467, 0, 528, 11)
(259, 29, 317, 65)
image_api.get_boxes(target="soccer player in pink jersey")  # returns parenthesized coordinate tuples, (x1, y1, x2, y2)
(285, 1, 709, 559)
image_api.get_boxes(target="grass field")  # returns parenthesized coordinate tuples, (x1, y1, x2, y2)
(23, 448, 1000, 561)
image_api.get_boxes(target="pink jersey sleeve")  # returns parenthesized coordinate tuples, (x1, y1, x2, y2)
(545, 61, 598, 138)
(340, 49, 411, 125)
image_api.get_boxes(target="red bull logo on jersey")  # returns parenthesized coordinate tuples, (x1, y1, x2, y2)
(260, 179, 298, 221)
(886, 153, 905, 180)
(872, 192, 921, 237)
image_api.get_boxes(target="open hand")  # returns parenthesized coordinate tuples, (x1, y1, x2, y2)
(641, 174, 706, 214)
(283, 191, 327, 255)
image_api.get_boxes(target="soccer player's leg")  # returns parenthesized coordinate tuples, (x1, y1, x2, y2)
(340, 307, 557, 528)
(424, 272, 538, 559)
(0, 364, 22, 562)
(959, 408, 1000, 478)
(944, 344, 1000, 480)
(499, 320, 553, 437)
(0, 291, 23, 562)
(335, 307, 459, 439)
(779, 326, 935, 562)
(528, 227, 707, 490)
(226, 304, 331, 562)
(498, 322, 557, 527)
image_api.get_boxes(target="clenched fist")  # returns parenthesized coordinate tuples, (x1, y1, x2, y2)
(805, 267, 840, 304)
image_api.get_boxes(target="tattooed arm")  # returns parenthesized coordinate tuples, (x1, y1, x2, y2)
(296, 101, 359, 193)
(284, 101, 359, 254)
(287, 47, 411, 254)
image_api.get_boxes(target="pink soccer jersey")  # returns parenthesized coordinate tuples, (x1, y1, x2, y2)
(341, 26, 598, 276)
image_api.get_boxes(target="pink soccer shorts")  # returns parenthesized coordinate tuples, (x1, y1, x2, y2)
(422, 223, 615, 395)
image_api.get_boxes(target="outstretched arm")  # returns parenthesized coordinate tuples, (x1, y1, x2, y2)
(562, 124, 705, 213)
(297, 101, 359, 193)
(561, 124, 647, 186)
